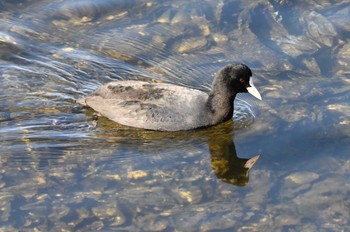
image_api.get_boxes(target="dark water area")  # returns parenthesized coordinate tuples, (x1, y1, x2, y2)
(0, 0, 349, 231)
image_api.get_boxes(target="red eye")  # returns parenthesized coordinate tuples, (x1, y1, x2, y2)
(240, 79, 245, 84)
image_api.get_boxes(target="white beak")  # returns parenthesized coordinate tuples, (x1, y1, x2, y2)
(247, 78, 262, 100)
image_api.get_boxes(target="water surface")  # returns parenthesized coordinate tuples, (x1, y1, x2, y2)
(0, 0, 349, 231)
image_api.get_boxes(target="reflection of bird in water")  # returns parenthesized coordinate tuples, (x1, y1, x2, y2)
(208, 122, 260, 186)
(77, 64, 261, 131)
(85, 112, 260, 187)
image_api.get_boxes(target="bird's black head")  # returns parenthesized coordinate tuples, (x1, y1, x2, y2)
(220, 64, 252, 92)
(218, 64, 262, 100)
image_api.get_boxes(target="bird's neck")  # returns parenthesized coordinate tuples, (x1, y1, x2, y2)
(206, 83, 237, 125)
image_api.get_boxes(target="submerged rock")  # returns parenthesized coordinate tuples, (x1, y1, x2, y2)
(172, 37, 209, 53)
(335, 41, 350, 75)
(127, 170, 148, 179)
(302, 11, 337, 47)
(92, 203, 126, 225)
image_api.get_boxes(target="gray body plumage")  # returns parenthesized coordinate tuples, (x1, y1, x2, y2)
(77, 81, 211, 131)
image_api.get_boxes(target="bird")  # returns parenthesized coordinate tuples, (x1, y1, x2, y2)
(77, 64, 262, 131)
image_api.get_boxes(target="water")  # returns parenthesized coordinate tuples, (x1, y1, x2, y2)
(0, 0, 349, 231)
